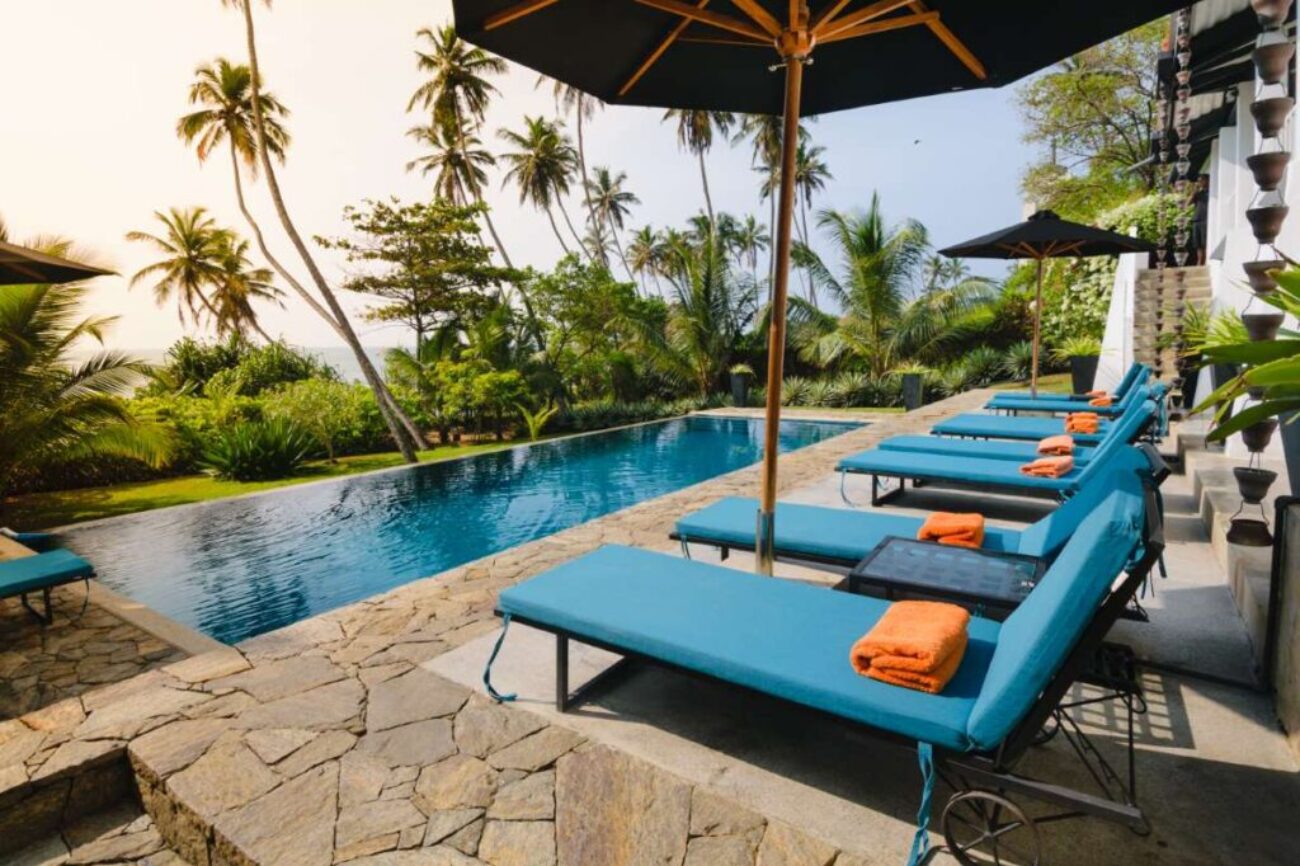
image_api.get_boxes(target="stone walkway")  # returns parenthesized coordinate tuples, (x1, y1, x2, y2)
(9, 799, 189, 865)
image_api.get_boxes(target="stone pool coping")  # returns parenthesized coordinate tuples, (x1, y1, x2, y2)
(0, 390, 991, 862)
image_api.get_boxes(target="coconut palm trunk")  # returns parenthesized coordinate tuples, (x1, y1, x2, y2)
(545, 208, 572, 254)
(608, 218, 636, 283)
(236, 0, 420, 462)
(556, 197, 589, 259)
(698, 150, 715, 228)
(574, 99, 602, 261)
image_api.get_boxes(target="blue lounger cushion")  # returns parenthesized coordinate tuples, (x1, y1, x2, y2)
(0, 550, 94, 597)
(989, 396, 1126, 416)
(930, 414, 1108, 444)
(878, 436, 1098, 465)
(837, 449, 1084, 492)
(988, 364, 1146, 408)
(498, 544, 1001, 751)
(675, 496, 1023, 562)
(966, 487, 1145, 747)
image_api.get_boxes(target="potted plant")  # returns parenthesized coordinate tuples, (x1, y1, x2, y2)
(1195, 263, 1300, 490)
(893, 363, 930, 411)
(729, 363, 754, 408)
(1051, 336, 1102, 395)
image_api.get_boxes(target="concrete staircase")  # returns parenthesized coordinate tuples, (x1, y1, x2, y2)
(1133, 265, 1212, 394)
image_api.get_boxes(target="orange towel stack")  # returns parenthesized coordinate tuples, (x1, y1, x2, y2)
(1088, 395, 1113, 407)
(1065, 412, 1099, 434)
(1020, 455, 1075, 478)
(850, 601, 970, 694)
(1036, 434, 1075, 456)
(1086, 389, 1109, 398)
(916, 512, 985, 549)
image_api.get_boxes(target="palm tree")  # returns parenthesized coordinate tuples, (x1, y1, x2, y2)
(586, 166, 639, 280)
(539, 77, 603, 247)
(0, 276, 174, 504)
(498, 116, 583, 256)
(732, 215, 770, 288)
(793, 141, 832, 306)
(210, 234, 283, 342)
(794, 195, 930, 379)
(408, 24, 513, 268)
(923, 255, 973, 293)
(406, 118, 494, 206)
(126, 208, 227, 329)
(217, 0, 421, 461)
(663, 110, 735, 227)
(627, 226, 664, 296)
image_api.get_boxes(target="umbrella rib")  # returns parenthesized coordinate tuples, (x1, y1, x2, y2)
(484, 0, 560, 30)
(813, 0, 913, 40)
(620, 0, 716, 97)
(633, 0, 770, 41)
(907, 1, 986, 80)
(728, 0, 783, 36)
(819, 10, 936, 43)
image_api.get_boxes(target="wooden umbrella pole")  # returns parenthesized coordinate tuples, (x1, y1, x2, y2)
(1031, 257, 1043, 397)
(756, 41, 806, 576)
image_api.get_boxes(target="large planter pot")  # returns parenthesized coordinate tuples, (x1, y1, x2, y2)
(730, 373, 749, 408)
(1247, 151, 1291, 191)
(1254, 41, 1296, 84)
(1280, 410, 1300, 493)
(1227, 518, 1275, 546)
(902, 373, 924, 412)
(1243, 418, 1280, 452)
(1244, 258, 1286, 294)
(1235, 466, 1279, 504)
(1247, 204, 1290, 244)
(1252, 0, 1295, 27)
(1069, 355, 1100, 395)
(1251, 96, 1295, 137)
(1244, 312, 1286, 341)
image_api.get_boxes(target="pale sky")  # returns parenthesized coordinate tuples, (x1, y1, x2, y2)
(1, 0, 1034, 350)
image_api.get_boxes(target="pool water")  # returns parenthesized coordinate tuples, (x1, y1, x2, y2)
(62, 416, 858, 644)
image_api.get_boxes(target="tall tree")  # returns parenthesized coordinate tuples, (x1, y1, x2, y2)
(217, 0, 421, 461)
(210, 235, 283, 342)
(125, 207, 227, 329)
(663, 110, 735, 228)
(539, 77, 603, 252)
(793, 140, 832, 306)
(627, 225, 664, 296)
(498, 116, 583, 256)
(732, 215, 770, 288)
(406, 118, 496, 207)
(408, 25, 514, 268)
(586, 166, 639, 281)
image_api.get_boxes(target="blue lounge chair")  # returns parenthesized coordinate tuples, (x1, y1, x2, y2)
(986, 362, 1147, 408)
(0, 549, 95, 624)
(986, 369, 1151, 418)
(838, 405, 1157, 507)
(1, 527, 57, 552)
(671, 447, 1159, 575)
(488, 485, 1161, 863)
(931, 381, 1166, 445)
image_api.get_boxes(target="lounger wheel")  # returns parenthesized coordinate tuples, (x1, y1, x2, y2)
(941, 789, 1042, 865)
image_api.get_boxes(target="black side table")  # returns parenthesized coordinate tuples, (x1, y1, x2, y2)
(847, 536, 1046, 611)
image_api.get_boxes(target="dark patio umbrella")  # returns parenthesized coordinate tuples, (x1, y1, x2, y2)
(0, 240, 114, 285)
(940, 210, 1155, 395)
(453, 0, 1184, 574)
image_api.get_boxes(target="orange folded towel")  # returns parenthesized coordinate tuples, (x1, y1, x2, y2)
(1064, 413, 1099, 434)
(1088, 395, 1113, 407)
(1020, 455, 1075, 478)
(850, 601, 970, 695)
(1086, 389, 1109, 398)
(1036, 435, 1075, 456)
(916, 512, 985, 549)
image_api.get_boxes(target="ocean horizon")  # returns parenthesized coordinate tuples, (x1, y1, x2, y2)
(76, 345, 398, 384)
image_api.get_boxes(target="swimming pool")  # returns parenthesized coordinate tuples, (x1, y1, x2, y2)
(62, 415, 858, 644)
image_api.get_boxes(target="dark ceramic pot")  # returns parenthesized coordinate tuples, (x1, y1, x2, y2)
(1243, 418, 1280, 452)
(1254, 41, 1296, 84)
(1251, 97, 1295, 138)
(1244, 312, 1286, 341)
(902, 373, 924, 412)
(1069, 356, 1099, 395)
(730, 373, 749, 408)
(1235, 466, 1279, 504)
(1244, 259, 1286, 294)
(1247, 204, 1290, 244)
(1247, 151, 1291, 191)
(1227, 518, 1274, 547)
(1252, 0, 1295, 27)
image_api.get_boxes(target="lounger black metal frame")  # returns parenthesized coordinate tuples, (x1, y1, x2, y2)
(499, 487, 1164, 865)
(7, 572, 94, 625)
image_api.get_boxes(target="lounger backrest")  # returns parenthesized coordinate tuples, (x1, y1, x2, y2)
(1111, 363, 1147, 400)
(1070, 399, 1156, 486)
(965, 487, 1145, 750)
(1015, 447, 1150, 559)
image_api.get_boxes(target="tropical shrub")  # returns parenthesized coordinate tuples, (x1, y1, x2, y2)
(147, 336, 333, 396)
(517, 402, 559, 442)
(1002, 341, 1037, 381)
(265, 379, 388, 460)
(552, 396, 723, 433)
(200, 419, 315, 481)
(1051, 336, 1103, 361)
(129, 393, 263, 472)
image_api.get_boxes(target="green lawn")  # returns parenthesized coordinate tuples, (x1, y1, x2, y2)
(989, 373, 1072, 391)
(3, 439, 541, 530)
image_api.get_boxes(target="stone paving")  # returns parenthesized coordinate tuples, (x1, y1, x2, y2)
(9, 800, 190, 866)
(0, 391, 1006, 865)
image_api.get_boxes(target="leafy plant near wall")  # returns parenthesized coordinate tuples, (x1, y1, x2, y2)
(1051, 336, 1102, 361)
(200, 418, 315, 481)
(1194, 266, 1300, 439)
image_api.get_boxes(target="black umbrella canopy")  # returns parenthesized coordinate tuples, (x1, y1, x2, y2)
(0, 240, 114, 286)
(453, 0, 1188, 116)
(939, 210, 1157, 261)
